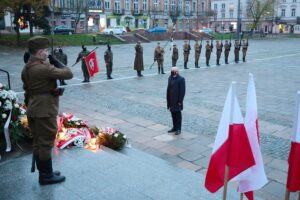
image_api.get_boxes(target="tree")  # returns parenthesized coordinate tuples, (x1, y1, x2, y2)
(0, 0, 50, 44)
(72, 0, 88, 33)
(247, 0, 274, 33)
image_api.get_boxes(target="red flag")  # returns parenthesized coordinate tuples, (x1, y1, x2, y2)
(286, 91, 300, 192)
(205, 82, 255, 193)
(84, 51, 99, 77)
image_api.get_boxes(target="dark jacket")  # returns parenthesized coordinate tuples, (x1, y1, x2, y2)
(134, 44, 144, 71)
(167, 75, 186, 112)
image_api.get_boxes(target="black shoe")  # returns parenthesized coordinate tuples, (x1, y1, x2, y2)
(184, 67, 189, 69)
(138, 74, 143, 77)
(60, 81, 67, 86)
(226, 62, 229, 64)
(107, 77, 113, 80)
(168, 128, 176, 133)
(82, 80, 89, 83)
(175, 130, 181, 135)
(39, 173, 66, 185)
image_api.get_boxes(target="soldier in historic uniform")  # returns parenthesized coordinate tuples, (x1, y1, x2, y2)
(194, 40, 202, 68)
(53, 47, 68, 85)
(224, 40, 231, 64)
(154, 42, 165, 74)
(183, 40, 191, 69)
(134, 41, 144, 77)
(104, 43, 113, 79)
(234, 40, 241, 63)
(76, 45, 90, 82)
(172, 44, 179, 67)
(21, 36, 73, 185)
(242, 39, 249, 62)
(216, 40, 223, 66)
(205, 40, 213, 67)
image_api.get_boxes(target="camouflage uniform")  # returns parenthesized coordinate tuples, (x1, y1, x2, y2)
(172, 45, 179, 67)
(76, 46, 90, 82)
(234, 40, 241, 63)
(224, 40, 231, 64)
(104, 45, 113, 79)
(205, 41, 213, 66)
(53, 48, 68, 85)
(194, 40, 202, 68)
(154, 43, 165, 74)
(183, 41, 191, 69)
(216, 41, 223, 66)
(242, 40, 249, 62)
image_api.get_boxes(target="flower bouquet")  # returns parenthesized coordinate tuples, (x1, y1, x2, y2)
(91, 127, 127, 150)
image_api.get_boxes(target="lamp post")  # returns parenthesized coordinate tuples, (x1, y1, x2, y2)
(236, 0, 241, 40)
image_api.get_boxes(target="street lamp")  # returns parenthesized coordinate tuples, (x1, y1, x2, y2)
(236, 0, 241, 40)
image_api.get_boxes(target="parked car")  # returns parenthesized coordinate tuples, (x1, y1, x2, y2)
(53, 25, 75, 34)
(146, 26, 167, 33)
(102, 26, 127, 35)
(219, 29, 230, 33)
(199, 28, 213, 34)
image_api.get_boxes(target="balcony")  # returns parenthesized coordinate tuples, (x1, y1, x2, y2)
(113, 9, 124, 15)
(132, 10, 143, 16)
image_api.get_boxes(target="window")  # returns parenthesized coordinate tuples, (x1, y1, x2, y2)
(222, 3, 225, 9)
(134, 0, 139, 14)
(114, 0, 120, 13)
(214, 4, 217, 10)
(293, 0, 297, 2)
(281, 9, 285, 16)
(222, 12, 225, 18)
(60, 0, 65, 8)
(143, 0, 147, 11)
(229, 10, 233, 18)
(292, 8, 296, 16)
(193, 2, 196, 12)
(164, 0, 169, 14)
(178, 0, 183, 12)
(125, 0, 130, 10)
(154, 0, 159, 10)
(185, 1, 190, 15)
(105, 0, 110, 9)
(171, 0, 176, 12)
(201, 2, 204, 11)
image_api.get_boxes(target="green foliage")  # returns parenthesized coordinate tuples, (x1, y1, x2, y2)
(0, 34, 124, 47)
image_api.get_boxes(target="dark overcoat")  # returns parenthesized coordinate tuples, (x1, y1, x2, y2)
(134, 44, 144, 71)
(167, 75, 186, 112)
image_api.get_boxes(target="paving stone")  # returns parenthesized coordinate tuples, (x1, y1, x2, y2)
(154, 134, 176, 142)
(186, 142, 211, 153)
(148, 124, 168, 131)
(260, 181, 286, 199)
(176, 160, 202, 172)
(159, 154, 184, 165)
(272, 127, 293, 140)
(267, 169, 287, 184)
(178, 150, 204, 162)
(267, 158, 288, 172)
(143, 147, 165, 157)
(193, 156, 211, 169)
(159, 145, 186, 156)
(144, 140, 169, 149)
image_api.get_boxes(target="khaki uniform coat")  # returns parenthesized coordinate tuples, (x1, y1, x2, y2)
(183, 43, 191, 62)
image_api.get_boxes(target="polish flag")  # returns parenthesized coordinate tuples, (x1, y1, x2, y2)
(286, 91, 300, 192)
(236, 74, 268, 199)
(85, 50, 100, 77)
(205, 82, 255, 193)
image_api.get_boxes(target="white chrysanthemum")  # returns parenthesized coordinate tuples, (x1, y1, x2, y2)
(2, 113, 7, 119)
(0, 101, 2, 107)
(14, 103, 19, 108)
(114, 133, 119, 137)
(0, 90, 8, 99)
(123, 135, 127, 139)
(0, 83, 3, 88)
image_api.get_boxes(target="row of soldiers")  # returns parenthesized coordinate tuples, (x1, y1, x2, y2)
(154, 39, 249, 74)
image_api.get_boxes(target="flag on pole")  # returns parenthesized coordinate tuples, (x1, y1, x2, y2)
(84, 50, 100, 77)
(286, 91, 300, 192)
(205, 82, 255, 193)
(236, 73, 268, 199)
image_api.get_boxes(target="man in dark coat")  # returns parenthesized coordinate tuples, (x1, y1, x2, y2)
(167, 67, 186, 135)
(76, 45, 90, 82)
(104, 43, 113, 79)
(21, 36, 73, 185)
(134, 41, 144, 77)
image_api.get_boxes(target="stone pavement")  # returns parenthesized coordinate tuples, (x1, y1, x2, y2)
(1, 38, 300, 199)
(1, 146, 259, 200)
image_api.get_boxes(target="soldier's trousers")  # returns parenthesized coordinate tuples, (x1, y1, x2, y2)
(81, 65, 90, 81)
(195, 54, 200, 67)
(206, 52, 211, 66)
(224, 51, 230, 63)
(234, 50, 239, 63)
(217, 51, 222, 65)
(172, 59, 177, 67)
(28, 117, 57, 161)
(243, 51, 247, 61)
(106, 62, 113, 77)
(157, 61, 164, 73)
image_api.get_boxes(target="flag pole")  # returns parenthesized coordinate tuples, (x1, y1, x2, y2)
(298, 191, 300, 200)
(240, 193, 243, 200)
(222, 81, 236, 200)
(285, 190, 290, 200)
(70, 47, 99, 67)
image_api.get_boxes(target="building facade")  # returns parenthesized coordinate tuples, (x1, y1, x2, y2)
(275, 0, 300, 33)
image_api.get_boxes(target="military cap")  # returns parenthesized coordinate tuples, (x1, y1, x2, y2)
(27, 36, 49, 50)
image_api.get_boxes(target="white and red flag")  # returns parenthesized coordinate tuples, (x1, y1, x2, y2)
(205, 82, 255, 193)
(286, 91, 300, 192)
(84, 50, 100, 77)
(236, 74, 268, 200)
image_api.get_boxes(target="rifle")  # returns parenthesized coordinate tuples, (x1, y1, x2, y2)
(71, 46, 99, 67)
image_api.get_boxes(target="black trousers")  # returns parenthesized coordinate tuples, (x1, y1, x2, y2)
(171, 111, 182, 131)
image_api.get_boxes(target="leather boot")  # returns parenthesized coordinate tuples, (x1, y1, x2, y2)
(35, 155, 60, 176)
(39, 159, 65, 185)
(158, 67, 161, 74)
(161, 67, 165, 74)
